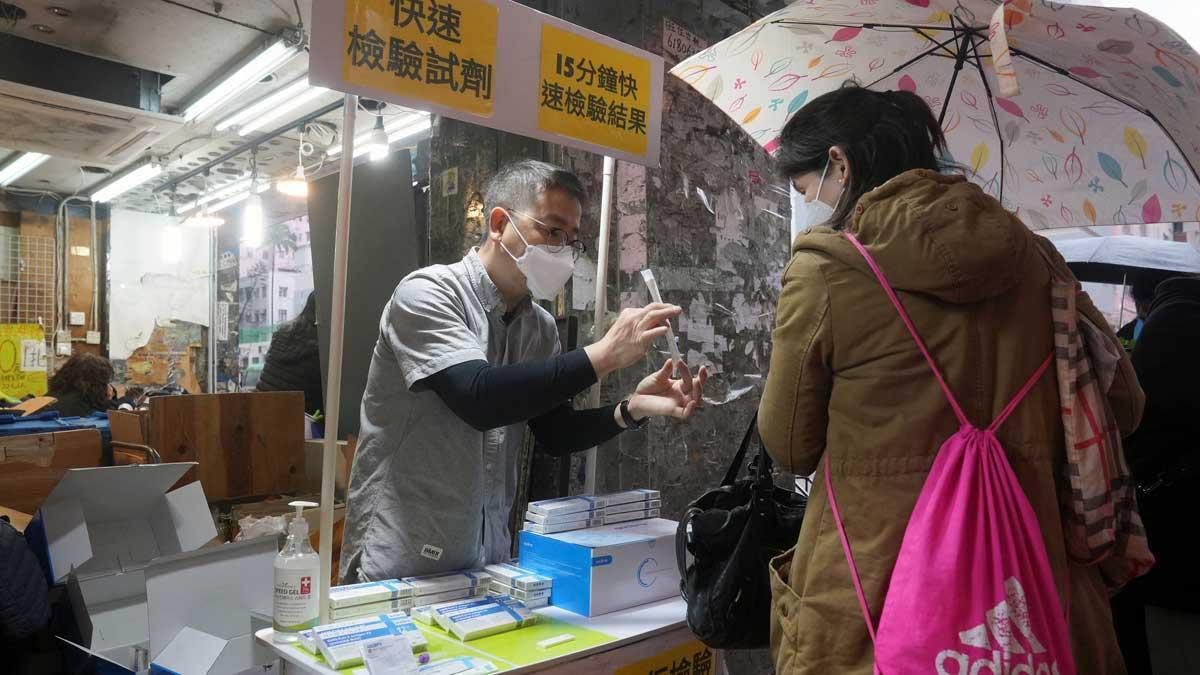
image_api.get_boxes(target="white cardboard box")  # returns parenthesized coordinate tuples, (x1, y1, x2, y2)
(517, 518, 679, 617)
(29, 463, 219, 671)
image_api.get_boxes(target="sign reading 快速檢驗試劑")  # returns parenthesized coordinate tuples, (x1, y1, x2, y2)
(340, 0, 498, 116)
(309, 0, 664, 166)
(537, 24, 652, 158)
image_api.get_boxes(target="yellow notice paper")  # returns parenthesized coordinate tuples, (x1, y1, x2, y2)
(615, 638, 715, 675)
(341, 0, 498, 116)
(538, 23, 652, 156)
(0, 324, 47, 401)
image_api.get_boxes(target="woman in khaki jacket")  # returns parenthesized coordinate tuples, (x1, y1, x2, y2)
(758, 84, 1144, 674)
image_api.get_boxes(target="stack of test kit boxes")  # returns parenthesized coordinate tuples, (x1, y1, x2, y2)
(328, 579, 416, 620)
(522, 489, 662, 534)
(303, 611, 429, 670)
(483, 563, 554, 608)
(412, 594, 539, 641)
(403, 570, 490, 609)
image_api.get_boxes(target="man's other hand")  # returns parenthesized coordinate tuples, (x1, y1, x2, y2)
(621, 360, 708, 424)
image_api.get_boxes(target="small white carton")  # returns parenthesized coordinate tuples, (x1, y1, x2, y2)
(488, 583, 551, 603)
(328, 579, 415, 609)
(329, 597, 416, 621)
(401, 570, 489, 597)
(30, 463, 218, 671)
(482, 563, 553, 592)
(312, 611, 428, 669)
(441, 599, 538, 641)
(518, 518, 680, 617)
(526, 489, 660, 519)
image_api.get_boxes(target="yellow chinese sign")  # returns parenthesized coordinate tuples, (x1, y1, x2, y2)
(538, 23, 652, 157)
(0, 324, 48, 402)
(341, 0, 498, 116)
(615, 639, 715, 675)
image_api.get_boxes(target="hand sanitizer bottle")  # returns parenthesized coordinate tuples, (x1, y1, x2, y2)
(273, 500, 321, 643)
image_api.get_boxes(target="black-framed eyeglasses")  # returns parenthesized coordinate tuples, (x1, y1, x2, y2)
(510, 209, 588, 261)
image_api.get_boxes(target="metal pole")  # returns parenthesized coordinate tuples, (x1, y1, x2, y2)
(318, 93, 357, 623)
(208, 226, 217, 392)
(585, 156, 616, 494)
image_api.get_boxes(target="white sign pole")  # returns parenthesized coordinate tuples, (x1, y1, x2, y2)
(585, 155, 616, 494)
(318, 93, 358, 622)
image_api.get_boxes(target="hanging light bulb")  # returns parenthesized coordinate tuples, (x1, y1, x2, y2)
(242, 192, 264, 247)
(367, 114, 389, 162)
(276, 165, 308, 198)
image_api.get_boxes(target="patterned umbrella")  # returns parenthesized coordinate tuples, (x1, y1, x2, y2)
(670, 0, 1200, 229)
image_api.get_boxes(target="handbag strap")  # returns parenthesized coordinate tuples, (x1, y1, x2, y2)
(721, 412, 762, 486)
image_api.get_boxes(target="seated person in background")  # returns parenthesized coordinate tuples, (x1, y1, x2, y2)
(45, 353, 115, 418)
(111, 386, 146, 411)
(256, 291, 323, 415)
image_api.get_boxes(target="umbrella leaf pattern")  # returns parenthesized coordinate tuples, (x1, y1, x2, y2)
(1152, 66, 1182, 88)
(1098, 152, 1127, 187)
(828, 27, 863, 43)
(1083, 198, 1097, 225)
(786, 90, 809, 115)
(668, 0, 1200, 229)
(995, 97, 1028, 121)
(1142, 194, 1162, 223)
(1123, 127, 1148, 169)
(1129, 179, 1148, 205)
(970, 142, 989, 175)
(1163, 152, 1188, 193)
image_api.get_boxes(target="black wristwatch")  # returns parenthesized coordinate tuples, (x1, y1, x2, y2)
(619, 399, 646, 431)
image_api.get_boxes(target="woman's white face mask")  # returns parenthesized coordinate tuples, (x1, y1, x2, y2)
(499, 209, 575, 301)
(793, 160, 844, 234)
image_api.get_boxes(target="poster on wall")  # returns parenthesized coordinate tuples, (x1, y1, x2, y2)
(108, 209, 211, 391)
(310, 0, 665, 166)
(0, 324, 48, 400)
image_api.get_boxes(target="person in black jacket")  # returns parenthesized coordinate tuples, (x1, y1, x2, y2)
(256, 291, 323, 415)
(44, 353, 114, 418)
(1112, 274, 1200, 674)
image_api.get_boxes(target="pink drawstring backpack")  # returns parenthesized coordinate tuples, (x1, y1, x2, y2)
(825, 233, 1075, 675)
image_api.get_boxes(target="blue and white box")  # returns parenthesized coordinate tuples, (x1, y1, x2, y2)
(518, 518, 679, 617)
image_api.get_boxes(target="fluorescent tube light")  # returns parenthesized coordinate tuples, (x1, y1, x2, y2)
(327, 114, 431, 159)
(90, 161, 163, 203)
(0, 152, 50, 187)
(184, 38, 300, 122)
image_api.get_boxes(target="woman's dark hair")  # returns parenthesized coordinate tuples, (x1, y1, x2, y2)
(776, 82, 949, 229)
(48, 353, 114, 411)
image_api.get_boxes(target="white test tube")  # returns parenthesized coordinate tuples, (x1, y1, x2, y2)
(640, 269, 683, 377)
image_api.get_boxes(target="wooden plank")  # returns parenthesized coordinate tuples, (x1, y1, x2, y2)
(0, 428, 103, 513)
(148, 392, 305, 500)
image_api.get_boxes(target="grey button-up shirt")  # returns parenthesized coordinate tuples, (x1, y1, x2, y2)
(340, 250, 560, 583)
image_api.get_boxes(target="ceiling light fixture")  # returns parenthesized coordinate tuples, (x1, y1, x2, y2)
(237, 86, 328, 137)
(366, 114, 390, 162)
(0, 152, 50, 187)
(89, 159, 163, 203)
(327, 113, 431, 159)
(276, 165, 308, 198)
(178, 173, 252, 214)
(214, 76, 329, 135)
(183, 35, 302, 122)
(47, 6, 71, 17)
(242, 193, 264, 247)
(31, 23, 54, 33)
(208, 182, 270, 214)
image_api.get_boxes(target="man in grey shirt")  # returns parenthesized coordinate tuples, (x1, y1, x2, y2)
(341, 160, 707, 582)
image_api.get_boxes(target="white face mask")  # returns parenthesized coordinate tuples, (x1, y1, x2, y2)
(499, 209, 576, 301)
(797, 160, 844, 231)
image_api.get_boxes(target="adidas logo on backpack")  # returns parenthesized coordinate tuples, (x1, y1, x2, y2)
(935, 577, 1063, 675)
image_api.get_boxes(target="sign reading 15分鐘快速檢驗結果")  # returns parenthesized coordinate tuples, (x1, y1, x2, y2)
(537, 24, 652, 157)
(340, 0, 498, 116)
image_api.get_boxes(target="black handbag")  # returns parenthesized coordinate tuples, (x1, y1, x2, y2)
(676, 413, 807, 649)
